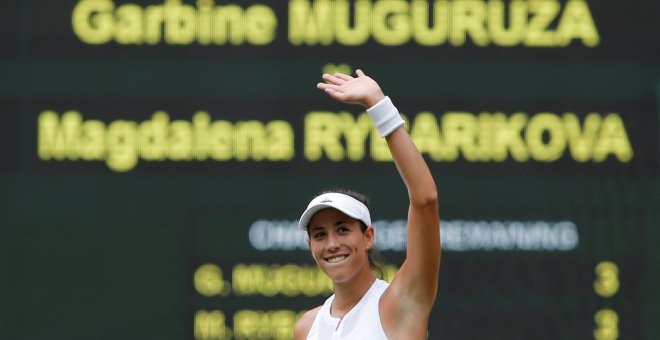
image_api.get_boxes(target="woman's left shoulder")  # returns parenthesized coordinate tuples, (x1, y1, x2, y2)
(293, 305, 322, 340)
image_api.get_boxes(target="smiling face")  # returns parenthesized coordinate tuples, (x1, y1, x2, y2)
(307, 208, 375, 284)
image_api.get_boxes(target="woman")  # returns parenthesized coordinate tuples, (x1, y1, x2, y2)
(294, 70, 440, 339)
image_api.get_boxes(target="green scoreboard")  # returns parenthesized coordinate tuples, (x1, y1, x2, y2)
(1, 0, 659, 339)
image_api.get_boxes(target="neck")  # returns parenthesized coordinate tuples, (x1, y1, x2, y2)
(330, 270, 377, 318)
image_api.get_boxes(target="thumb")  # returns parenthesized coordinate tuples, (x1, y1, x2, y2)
(356, 69, 366, 77)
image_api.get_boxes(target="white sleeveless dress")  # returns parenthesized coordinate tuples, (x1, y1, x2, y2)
(306, 279, 389, 339)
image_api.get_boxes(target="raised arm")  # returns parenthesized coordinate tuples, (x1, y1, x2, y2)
(317, 70, 440, 336)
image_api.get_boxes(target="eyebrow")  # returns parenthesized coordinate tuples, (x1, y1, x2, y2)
(309, 220, 348, 232)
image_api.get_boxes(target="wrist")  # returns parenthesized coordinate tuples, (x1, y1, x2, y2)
(366, 96, 405, 137)
(364, 92, 385, 108)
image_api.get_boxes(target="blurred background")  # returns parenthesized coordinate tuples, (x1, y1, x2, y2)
(1, 0, 659, 339)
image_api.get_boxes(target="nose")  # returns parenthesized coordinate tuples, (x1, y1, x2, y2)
(325, 232, 340, 251)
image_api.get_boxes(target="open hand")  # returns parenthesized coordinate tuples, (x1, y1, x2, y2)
(316, 69, 386, 108)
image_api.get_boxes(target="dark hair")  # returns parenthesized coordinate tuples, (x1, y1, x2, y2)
(310, 188, 386, 280)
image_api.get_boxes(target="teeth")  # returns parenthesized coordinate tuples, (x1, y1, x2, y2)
(327, 255, 347, 263)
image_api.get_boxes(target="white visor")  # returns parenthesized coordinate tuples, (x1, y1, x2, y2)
(299, 192, 371, 230)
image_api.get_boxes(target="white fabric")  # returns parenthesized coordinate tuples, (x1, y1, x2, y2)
(299, 192, 371, 230)
(366, 96, 405, 137)
(306, 279, 389, 340)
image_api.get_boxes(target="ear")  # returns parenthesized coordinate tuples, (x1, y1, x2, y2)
(364, 225, 375, 249)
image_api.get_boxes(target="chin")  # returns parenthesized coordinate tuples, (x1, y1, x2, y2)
(320, 267, 349, 283)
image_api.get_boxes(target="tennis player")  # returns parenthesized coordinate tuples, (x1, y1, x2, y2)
(294, 70, 440, 339)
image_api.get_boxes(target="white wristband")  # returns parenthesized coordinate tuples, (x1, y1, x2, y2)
(366, 96, 405, 137)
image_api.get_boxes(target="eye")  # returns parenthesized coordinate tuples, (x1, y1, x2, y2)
(312, 231, 326, 239)
(338, 226, 350, 233)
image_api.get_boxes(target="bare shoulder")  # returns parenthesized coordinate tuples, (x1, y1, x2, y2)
(293, 306, 322, 340)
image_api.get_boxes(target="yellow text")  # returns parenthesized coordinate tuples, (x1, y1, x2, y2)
(594, 309, 619, 340)
(194, 310, 233, 340)
(289, 0, 599, 47)
(594, 261, 619, 298)
(38, 111, 294, 172)
(232, 263, 333, 297)
(72, 0, 277, 45)
(234, 310, 300, 340)
(304, 110, 633, 163)
(195, 263, 231, 297)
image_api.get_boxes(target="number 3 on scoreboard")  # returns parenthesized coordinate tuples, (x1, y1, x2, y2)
(594, 261, 619, 298)
(593, 309, 618, 340)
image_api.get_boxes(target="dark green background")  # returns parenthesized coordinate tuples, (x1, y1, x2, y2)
(1, 0, 659, 339)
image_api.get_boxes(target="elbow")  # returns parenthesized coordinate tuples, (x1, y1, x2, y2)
(410, 186, 438, 208)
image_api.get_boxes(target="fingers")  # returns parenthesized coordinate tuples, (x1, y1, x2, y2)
(324, 88, 346, 101)
(355, 69, 366, 77)
(334, 73, 353, 81)
(316, 82, 346, 100)
(316, 82, 341, 92)
(321, 73, 348, 85)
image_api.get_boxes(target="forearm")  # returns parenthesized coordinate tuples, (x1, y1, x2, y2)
(385, 128, 438, 206)
(366, 96, 437, 204)
(386, 125, 441, 306)
(387, 126, 440, 262)
(376, 100, 440, 302)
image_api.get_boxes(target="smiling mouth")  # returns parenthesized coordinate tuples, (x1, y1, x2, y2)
(326, 255, 348, 264)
